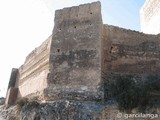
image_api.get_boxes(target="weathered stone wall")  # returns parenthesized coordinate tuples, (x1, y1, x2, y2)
(7, 68, 18, 90)
(140, 0, 160, 34)
(102, 25, 160, 99)
(44, 2, 103, 101)
(103, 25, 160, 74)
(5, 87, 18, 106)
(5, 68, 18, 106)
(5, 1, 160, 108)
(15, 35, 52, 99)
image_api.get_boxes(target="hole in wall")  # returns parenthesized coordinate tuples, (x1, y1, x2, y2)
(109, 46, 113, 53)
(74, 26, 77, 29)
(57, 49, 60, 53)
(110, 46, 119, 54)
(90, 12, 92, 15)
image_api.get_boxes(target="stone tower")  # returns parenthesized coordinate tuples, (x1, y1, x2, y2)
(45, 1, 103, 101)
(140, 0, 160, 34)
(5, 1, 160, 108)
(5, 2, 104, 106)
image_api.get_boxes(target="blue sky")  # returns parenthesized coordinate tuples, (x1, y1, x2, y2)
(101, 0, 145, 30)
(43, 0, 145, 30)
(0, 0, 145, 97)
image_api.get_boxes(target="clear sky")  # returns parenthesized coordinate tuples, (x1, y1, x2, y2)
(0, 0, 145, 97)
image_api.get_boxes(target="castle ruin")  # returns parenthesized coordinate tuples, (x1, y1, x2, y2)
(5, 1, 160, 106)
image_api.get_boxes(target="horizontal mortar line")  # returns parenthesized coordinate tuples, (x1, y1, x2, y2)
(23, 53, 49, 70)
(20, 58, 49, 78)
(20, 60, 49, 76)
(25, 39, 51, 62)
(20, 54, 49, 74)
(20, 60, 49, 79)
(25, 47, 49, 61)
(23, 55, 49, 72)
(36, 48, 50, 55)
(19, 68, 48, 86)
(19, 62, 49, 85)
(25, 49, 50, 65)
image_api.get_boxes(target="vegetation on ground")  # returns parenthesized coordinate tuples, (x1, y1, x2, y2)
(104, 74, 160, 112)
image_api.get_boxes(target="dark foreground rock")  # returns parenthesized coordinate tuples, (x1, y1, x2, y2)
(0, 98, 5, 106)
(0, 105, 17, 120)
(1, 100, 160, 120)
(20, 100, 116, 120)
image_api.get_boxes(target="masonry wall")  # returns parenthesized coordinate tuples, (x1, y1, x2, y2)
(15, 35, 52, 99)
(5, 1, 160, 105)
(44, 2, 103, 101)
(102, 24, 160, 98)
(103, 25, 160, 74)
(5, 68, 18, 106)
(140, 0, 160, 34)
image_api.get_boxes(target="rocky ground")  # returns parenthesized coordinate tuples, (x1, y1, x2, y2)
(19, 100, 118, 120)
(0, 105, 17, 120)
(0, 100, 119, 120)
(0, 100, 159, 120)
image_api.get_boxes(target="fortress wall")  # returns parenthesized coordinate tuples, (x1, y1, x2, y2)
(7, 68, 18, 90)
(5, 68, 18, 106)
(5, 1, 160, 105)
(103, 25, 160, 99)
(15, 35, 52, 99)
(103, 25, 160, 74)
(44, 2, 103, 101)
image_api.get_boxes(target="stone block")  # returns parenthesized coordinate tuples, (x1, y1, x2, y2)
(5, 87, 18, 106)
(7, 68, 18, 89)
